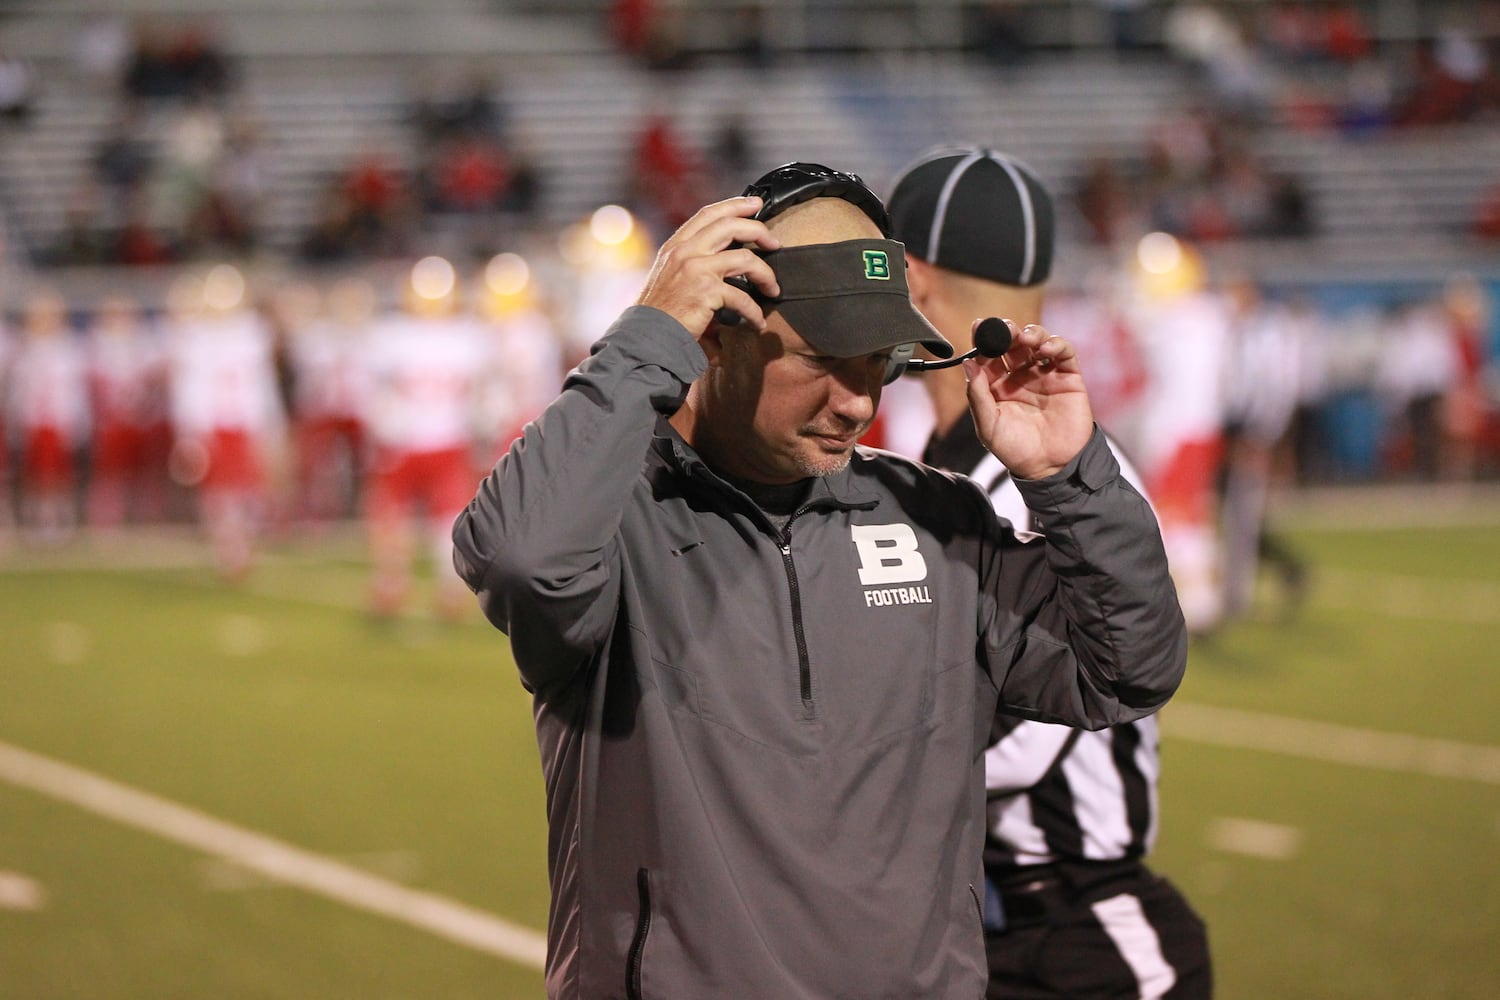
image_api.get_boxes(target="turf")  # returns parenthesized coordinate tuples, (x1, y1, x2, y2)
(1, 508, 1497, 999)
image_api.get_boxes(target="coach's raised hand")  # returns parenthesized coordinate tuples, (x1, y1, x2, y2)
(963, 318, 1094, 481)
(636, 195, 781, 339)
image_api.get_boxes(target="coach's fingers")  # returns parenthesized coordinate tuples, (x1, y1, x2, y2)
(638, 211, 784, 334)
(672, 195, 782, 253)
(993, 323, 1079, 376)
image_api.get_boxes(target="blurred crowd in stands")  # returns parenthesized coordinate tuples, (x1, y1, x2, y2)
(5, 3, 1500, 270)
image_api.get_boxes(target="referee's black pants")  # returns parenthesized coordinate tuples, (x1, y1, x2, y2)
(984, 861, 1211, 999)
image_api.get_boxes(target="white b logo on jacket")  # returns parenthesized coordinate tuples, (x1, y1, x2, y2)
(852, 524, 934, 607)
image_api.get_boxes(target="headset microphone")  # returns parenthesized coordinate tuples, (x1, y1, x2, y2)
(902, 317, 1012, 374)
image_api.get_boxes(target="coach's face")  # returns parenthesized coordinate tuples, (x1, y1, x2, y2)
(701, 311, 887, 484)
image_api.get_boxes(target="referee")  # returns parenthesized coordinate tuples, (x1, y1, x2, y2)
(889, 145, 1213, 1000)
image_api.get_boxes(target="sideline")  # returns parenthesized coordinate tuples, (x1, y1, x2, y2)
(0, 740, 547, 969)
(1271, 481, 1500, 532)
(1308, 567, 1500, 625)
(1163, 702, 1500, 786)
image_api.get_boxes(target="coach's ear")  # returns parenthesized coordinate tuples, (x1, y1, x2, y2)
(697, 314, 730, 366)
(905, 256, 936, 309)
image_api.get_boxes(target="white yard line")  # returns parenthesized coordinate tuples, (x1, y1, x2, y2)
(1165, 702, 1500, 786)
(0, 740, 546, 969)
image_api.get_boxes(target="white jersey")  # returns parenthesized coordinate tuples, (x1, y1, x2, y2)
(478, 306, 565, 440)
(568, 267, 649, 358)
(8, 333, 91, 443)
(1376, 302, 1459, 407)
(88, 323, 166, 428)
(167, 311, 285, 439)
(363, 312, 489, 452)
(1127, 289, 1232, 479)
(290, 319, 371, 423)
(1042, 292, 1148, 439)
(1223, 300, 1306, 446)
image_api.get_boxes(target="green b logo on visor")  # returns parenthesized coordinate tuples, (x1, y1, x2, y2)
(862, 249, 892, 281)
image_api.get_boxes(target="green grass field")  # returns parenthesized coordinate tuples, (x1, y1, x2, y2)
(3, 493, 1498, 999)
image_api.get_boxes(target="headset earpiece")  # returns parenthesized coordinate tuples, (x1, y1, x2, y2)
(719, 163, 892, 332)
(721, 164, 928, 386)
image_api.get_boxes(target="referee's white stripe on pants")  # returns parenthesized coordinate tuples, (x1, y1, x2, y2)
(1091, 892, 1176, 999)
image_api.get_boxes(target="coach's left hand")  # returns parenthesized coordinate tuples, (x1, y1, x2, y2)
(964, 318, 1093, 481)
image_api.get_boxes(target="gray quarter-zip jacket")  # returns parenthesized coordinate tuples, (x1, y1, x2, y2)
(452, 306, 1187, 1000)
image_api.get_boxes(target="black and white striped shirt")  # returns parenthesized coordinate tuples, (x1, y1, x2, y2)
(924, 421, 1161, 869)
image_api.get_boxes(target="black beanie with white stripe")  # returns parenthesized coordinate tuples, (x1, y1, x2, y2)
(887, 145, 1055, 287)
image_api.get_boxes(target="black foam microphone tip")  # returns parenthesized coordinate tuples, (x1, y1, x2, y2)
(973, 318, 1012, 358)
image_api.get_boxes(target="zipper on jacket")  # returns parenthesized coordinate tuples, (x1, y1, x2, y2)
(778, 522, 815, 717)
(627, 868, 651, 1000)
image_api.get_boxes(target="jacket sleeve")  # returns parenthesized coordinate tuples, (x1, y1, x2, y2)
(979, 426, 1187, 730)
(451, 306, 707, 695)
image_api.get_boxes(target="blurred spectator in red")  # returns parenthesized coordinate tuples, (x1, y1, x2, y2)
(1475, 176, 1500, 239)
(114, 191, 175, 266)
(317, 147, 415, 257)
(1321, 2, 1373, 64)
(344, 151, 402, 220)
(1394, 29, 1498, 127)
(122, 18, 234, 102)
(167, 19, 234, 100)
(1074, 155, 1137, 245)
(609, 0, 656, 58)
(609, 0, 688, 71)
(1262, 1, 1324, 65)
(426, 135, 513, 214)
(627, 112, 708, 237)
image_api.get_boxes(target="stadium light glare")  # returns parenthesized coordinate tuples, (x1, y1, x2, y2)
(411, 256, 456, 301)
(485, 253, 531, 297)
(590, 205, 634, 246)
(1137, 232, 1182, 275)
(203, 264, 246, 312)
